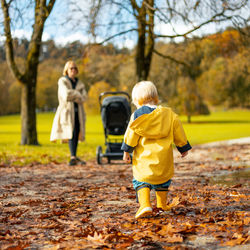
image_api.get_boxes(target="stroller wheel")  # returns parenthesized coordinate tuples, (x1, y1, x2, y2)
(96, 146, 102, 165)
(107, 157, 111, 164)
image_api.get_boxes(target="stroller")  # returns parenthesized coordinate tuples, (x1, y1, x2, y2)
(96, 91, 131, 164)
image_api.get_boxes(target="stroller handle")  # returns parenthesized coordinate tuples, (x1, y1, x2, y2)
(99, 91, 131, 105)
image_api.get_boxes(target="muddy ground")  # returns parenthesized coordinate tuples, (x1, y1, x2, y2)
(0, 139, 249, 249)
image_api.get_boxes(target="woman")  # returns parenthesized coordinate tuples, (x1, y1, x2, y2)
(50, 60, 87, 166)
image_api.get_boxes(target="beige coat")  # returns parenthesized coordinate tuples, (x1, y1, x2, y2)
(50, 76, 87, 142)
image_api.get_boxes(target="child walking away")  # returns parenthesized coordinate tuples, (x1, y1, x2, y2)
(121, 81, 192, 219)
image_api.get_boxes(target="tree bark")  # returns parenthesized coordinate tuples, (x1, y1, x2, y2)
(133, 0, 155, 81)
(135, 4, 146, 81)
(21, 82, 38, 145)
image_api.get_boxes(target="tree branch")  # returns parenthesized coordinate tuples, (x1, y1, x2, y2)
(109, 0, 135, 16)
(46, 0, 56, 15)
(97, 28, 137, 44)
(130, 0, 139, 13)
(25, 0, 56, 72)
(155, 13, 232, 38)
(0, 0, 24, 83)
(153, 48, 190, 68)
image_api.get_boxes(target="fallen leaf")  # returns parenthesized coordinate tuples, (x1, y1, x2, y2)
(221, 237, 246, 246)
(165, 234, 183, 243)
(87, 232, 106, 245)
(157, 223, 176, 236)
(169, 196, 180, 208)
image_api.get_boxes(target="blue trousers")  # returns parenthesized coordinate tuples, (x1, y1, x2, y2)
(68, 112, 80, 157)
(133, 178, 172, 191)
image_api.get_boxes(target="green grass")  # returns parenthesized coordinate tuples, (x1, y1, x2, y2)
(0, 113, 105, 165)
(0, 109, 249, 165)
(180, 110, 250, 145)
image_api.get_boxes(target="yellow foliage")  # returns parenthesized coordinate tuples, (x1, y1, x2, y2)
(36, 59, 62, 110)
(85, 81, 115, 114)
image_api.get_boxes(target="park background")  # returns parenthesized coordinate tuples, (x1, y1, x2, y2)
(0, 27, 249, 165)
(0, 1, 249, 164)
(0, 1, 250, 249)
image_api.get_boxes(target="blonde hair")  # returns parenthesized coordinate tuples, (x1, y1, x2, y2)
(63, 60, 78, 76)
(132, 81, 159, 107)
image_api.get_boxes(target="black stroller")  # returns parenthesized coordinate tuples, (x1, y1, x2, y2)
(96, 91, 131, 164)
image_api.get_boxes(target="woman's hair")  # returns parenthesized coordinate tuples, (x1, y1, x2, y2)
(132, 81, 159, 107)
(63, 60, 78, 76)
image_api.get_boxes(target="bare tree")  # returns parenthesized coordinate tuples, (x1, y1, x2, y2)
(1, 0, 56, 145)
(76, 0, 249, 81)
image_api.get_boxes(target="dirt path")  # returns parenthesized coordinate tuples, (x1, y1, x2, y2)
(0, 140, 249, 249)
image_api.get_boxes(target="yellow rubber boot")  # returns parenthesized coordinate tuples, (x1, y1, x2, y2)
(156, 191, 171, 211)
(135, 187, 152, 219)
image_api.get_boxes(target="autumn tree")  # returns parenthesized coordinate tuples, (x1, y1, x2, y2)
(0, 63, 12, 115)
(86, 81, 114, 114)
(197, 29, 250, 108)
(0, 0, 56, 145)
(36, 59, 62, 111)
(76, 0, 249, 81)
(151, 39, 210, 121)
(79, 44, 131, 89)
(198, 50, 250, 108)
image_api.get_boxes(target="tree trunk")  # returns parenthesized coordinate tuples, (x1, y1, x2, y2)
(135, 0, 155, 81)
(20, 82, 38, 145)
(135, 2, 146, 81)
(136, 26, 146, 81)
(144, 0, 154, 80)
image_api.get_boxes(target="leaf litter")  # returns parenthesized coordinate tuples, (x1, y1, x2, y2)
(0, 142, 249, 249)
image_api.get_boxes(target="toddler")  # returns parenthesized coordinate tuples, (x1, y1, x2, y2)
(121, 81, 192, 219)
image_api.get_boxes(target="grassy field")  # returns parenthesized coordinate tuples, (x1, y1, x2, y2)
(0, 109, 249, 165)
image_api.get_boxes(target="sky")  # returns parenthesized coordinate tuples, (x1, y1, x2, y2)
(0, 0, 249, 49)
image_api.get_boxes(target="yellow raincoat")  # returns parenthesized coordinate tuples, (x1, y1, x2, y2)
(123, 106, 190, 185)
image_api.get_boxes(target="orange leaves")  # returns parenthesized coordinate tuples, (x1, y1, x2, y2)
(165, 233, 184, 243)
(85, 228, 134, 248)
(222, 235, 250, 247)
(85, 81, 114, 114)
(0, 144, 249, 249)
(169, 196, 180, 208)
(207, 30, 241, 57)
(157, 223, 176, 236)
(123, 220, 190, 245)
(157, 223, 183, 243)
(87, 232, 107, 247)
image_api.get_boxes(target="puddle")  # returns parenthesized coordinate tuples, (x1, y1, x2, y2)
(210, 168, 250, 187)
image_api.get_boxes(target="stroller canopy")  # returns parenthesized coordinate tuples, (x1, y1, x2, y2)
(101, 96, 131, 136)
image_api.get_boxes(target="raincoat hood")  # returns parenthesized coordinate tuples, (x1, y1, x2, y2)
(129, 106, 174, 139)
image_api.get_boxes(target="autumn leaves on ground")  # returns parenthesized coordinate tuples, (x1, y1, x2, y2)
(0, 141, 249, 249)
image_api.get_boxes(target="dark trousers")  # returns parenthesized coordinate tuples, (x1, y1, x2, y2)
(69, 112, 80, 157)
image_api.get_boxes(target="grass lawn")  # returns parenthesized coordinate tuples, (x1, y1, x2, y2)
(181, 109, 250, 145)
(0, 109, 249, 165)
